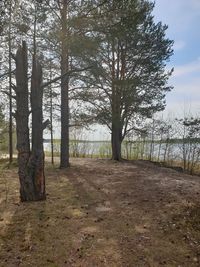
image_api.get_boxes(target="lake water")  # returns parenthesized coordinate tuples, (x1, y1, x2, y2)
(44, 140, 200, 163)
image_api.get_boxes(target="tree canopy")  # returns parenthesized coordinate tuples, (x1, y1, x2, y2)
(0, 0, 174, 165)
(74, 0, 174, 159)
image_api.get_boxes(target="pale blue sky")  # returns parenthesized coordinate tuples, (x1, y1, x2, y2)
(153, 0, 200, 116)
(51, 1, 200, 140)
(88, 0, 200, 139)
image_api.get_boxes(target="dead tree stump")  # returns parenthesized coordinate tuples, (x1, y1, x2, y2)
(15, 41, 46, 201)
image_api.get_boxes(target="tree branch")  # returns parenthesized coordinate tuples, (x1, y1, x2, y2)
(41, 66, 92, 89)
(1, 90, 16, 100)
(11, 52, 17, 61)
(0, 69, 15, 79)
(11, 83, 17, 91)
(43, 119, 50, 130)
(45, 0, 61, 22)
(12, 112, 16, 119)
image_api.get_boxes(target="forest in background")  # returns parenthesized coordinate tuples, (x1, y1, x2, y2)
(0, 0, 199, 200)
(1, 1, 200, 266)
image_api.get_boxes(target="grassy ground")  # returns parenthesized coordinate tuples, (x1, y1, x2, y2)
(0, 158, 200, 267)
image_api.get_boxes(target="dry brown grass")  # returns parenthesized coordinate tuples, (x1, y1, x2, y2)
(0, 158, 200, 266)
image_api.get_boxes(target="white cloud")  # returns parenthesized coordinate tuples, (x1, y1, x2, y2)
(173, 40, 186, 51)
(164, 77, 200, 115)
(164, 99, 200, 118)
(171, 78, 200, 97)
(163, 61, 200, 116)
(154, 0, 200, 34)
(172, 60, 200, 77)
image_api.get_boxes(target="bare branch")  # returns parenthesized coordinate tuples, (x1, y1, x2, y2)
(1, 90, 16, 100)
(11, 83, 17, 91)
(12, 112, 16, 119)
(45, 0, 61, 22)
(41, 66, 92, 89)
(11, 52, 17, 61)
(0, 69, 15, 80)
(43, 119, 50, 130)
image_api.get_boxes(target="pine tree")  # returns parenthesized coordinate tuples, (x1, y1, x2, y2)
(75, 0, 174, 160)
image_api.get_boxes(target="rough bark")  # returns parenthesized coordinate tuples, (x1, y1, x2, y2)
(111, 84, 122, 161)
(111, 127, 122, 161)
(111, 40, 122, 161)
(60, 0, 70, 168)
(29, 56, 46, 201)
(49, 63, 54, 165)
(15, 41, 32, 201)
(15, 41, 46, 201)
(111, 93, 122, 161)
(8, 0, 13, 164)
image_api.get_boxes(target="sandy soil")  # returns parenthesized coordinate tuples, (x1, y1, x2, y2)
(0, 158, 200, 267)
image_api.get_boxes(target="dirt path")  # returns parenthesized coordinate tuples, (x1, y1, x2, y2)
(0, 158, 200, 266)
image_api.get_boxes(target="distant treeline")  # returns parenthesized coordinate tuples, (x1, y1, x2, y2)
(44, 138, 200, 145)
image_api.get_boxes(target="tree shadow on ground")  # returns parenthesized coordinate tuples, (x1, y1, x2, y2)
(0, 165, 122, 267)
(1, 160, 200, 267)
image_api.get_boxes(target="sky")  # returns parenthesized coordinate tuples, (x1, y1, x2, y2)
(86, 0, 200, 140)
(153, 0, 200, 117)
(51, 0, 200, 140)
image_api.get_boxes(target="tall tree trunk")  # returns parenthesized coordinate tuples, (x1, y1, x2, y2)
(29, 56, 46, 201)
(111, 82, 122, 160)
(49, 63, 54, 165)
(111, 124, 122, 160)
(15, 41, 46, 202)
(8, 0, 13, 164)
(60, 0, 70, 168)
(111, 39, 122, 161)
(15, 41, 32, 201)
